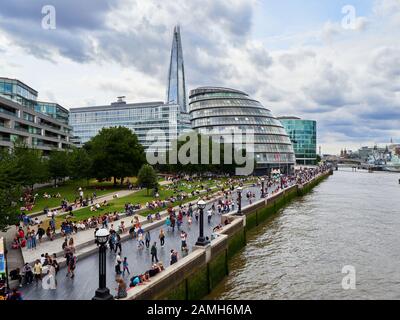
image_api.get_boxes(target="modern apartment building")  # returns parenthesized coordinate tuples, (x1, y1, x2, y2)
(0, 77, 72, 154)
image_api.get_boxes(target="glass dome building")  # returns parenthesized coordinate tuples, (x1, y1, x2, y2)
(189, 87, 295, 174)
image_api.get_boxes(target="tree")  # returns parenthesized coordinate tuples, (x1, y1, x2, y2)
(48, 151, 70, 187)
(160, 133, 249, 175)
(85, 126, 146, 185)
(0, 150, 21, 231)
(68, 147, 93, 184)
(13, 140, 49, 191)
(137, 164, 158, 195)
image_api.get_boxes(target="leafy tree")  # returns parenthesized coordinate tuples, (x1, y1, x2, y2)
(137, 164, 158, 195)
(68, 147, 93, 184)
(0, 150, 21, 231)
(161, 133, 249, 175)
(48, 151, 70, 187)
(85, 126, 145, 185)
(13, 140, 49, 191)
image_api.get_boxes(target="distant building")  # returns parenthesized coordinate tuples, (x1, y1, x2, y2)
(0, 77, 72, 154)
(189, 87, 295, 174)
(277, 116, 317, 165)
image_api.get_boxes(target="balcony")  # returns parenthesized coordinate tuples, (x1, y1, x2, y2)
(0, 107, 17, 117)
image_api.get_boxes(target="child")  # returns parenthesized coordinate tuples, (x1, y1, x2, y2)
(122, 257, 130, 276)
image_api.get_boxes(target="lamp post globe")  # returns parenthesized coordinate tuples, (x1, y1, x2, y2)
(195, 199, 209, 246)
(96, 228, 109, 245)
(93, 228, 113, 300)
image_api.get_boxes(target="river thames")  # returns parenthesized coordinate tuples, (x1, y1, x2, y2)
(209, 169, 400, 300)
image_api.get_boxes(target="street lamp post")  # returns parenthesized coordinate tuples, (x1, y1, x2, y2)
(261, 178, 265, 198)
(236, 186, 243, 215)
(195, 200, 209, 246)
(92, 228, 113, 300)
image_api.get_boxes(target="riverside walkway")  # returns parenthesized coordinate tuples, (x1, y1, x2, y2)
(20, 184, 267, 300)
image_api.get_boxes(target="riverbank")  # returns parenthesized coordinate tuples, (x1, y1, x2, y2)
(123, 170, 332, 300)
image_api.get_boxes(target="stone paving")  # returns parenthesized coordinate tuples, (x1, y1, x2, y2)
(20, 184, 268, 300)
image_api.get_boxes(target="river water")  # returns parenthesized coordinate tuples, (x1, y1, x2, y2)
(208, 169, 400, 300)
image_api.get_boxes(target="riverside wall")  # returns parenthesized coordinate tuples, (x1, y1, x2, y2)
(124, 170, 333, 300)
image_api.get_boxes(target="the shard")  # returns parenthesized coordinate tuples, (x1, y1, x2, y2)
(166, 25, 187, 113)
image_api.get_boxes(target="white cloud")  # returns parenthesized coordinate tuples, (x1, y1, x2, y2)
(0, 0, 399, 155)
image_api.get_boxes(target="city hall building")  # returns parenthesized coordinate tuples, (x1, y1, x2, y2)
(189, 87, 296, 174)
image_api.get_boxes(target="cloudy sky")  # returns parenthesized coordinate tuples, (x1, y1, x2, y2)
(0, 0, 399, 154)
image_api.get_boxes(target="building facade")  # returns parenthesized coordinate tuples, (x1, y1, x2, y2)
(0, 93, 72, 154)
(69, 99, 191, 152)
(278, 117, 317, 165)
(189, 87, 295, 174)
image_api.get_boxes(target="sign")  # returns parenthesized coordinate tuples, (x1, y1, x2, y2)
(0, 237, 5, 275)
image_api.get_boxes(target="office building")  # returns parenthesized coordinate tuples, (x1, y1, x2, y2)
(278, 116, 317, 165)
(69, 98, 190, 151)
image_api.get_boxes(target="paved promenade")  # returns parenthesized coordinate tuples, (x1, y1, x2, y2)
(20, 184, 267, 300)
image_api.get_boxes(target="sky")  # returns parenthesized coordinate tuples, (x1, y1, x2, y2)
(0, 0, 399, 155)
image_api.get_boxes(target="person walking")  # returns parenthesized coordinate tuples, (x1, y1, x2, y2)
(33, 260, 42, 283)
(170, 215, 176, 232)
(115, 233, 122, 254)
(137, 232, 144, 249)
(36, 225, 45, 243)
(67, 255, 77, 279)
(108, 232, 115, 252)
(122, 257, 130, 276)
(30, 231, 37, 250)
(170, 250, 178, 265)
(22, 263, 33, 285)
(180, 231, 188, 252)
(207, 208, 212, 224)
(159, 229, 165, 247)
(115, 254, 122, 275)
(151, 242, 159, 263)
(145, 231, 151, 249)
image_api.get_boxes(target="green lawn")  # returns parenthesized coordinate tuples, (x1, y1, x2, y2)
(55, 178, 223, 222)
(24, 177, 137, 214)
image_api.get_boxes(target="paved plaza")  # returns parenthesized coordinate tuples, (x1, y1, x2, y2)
(20, 184, 268, 300)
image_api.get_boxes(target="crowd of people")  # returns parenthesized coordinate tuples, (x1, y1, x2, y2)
(3, 166, 332, 300)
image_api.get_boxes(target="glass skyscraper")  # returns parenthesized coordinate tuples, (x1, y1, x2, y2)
(189, 87, 296, 174)
(166, 25, 187, 113)
(277, 117, 317, 165)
